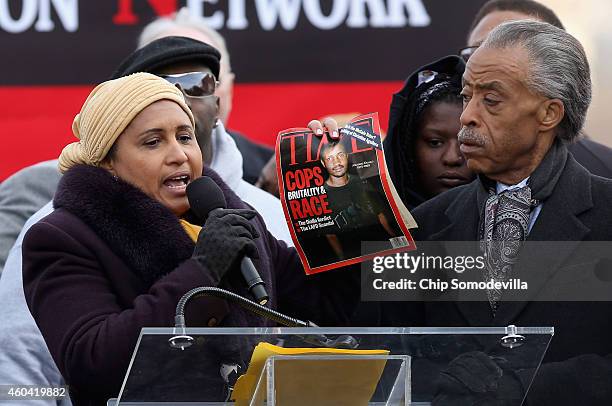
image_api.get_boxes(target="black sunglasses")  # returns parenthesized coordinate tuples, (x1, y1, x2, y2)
(158, 72, 219, 98)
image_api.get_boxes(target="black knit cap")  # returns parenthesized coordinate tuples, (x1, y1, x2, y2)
(111, 36, 221, 80)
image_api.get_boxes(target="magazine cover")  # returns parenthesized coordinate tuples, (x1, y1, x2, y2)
(276, 112, 417, 274)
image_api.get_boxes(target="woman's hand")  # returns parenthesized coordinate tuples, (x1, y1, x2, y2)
(308, 117, 341, 140)
(193, 208, 260, 283)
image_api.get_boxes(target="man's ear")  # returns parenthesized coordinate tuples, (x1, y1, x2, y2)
(226, 72, 235, 97)
(538, 98, 564, 133)
(225, 71, 236, 88)
(213, 96, 221, 128)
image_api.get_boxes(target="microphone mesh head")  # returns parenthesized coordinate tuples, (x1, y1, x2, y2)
(186, 176, 227, 220)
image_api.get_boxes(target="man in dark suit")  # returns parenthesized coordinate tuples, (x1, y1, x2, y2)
(397, 20, 612, 405)
(460, 0, 612, 179)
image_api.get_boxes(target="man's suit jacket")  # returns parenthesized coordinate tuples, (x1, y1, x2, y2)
(569, 137, 612, 178)
(388, 154, 612, 405)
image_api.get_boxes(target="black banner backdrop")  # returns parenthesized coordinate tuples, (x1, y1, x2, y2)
(0, 0, 485, 179)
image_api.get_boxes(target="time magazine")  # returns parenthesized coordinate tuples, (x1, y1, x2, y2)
(276, 112, 417, 274)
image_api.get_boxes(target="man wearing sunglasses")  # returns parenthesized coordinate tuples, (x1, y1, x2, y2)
(459, 0, 612, 179)
(137, 8, 274, 186)
(157, 71, 220, 161)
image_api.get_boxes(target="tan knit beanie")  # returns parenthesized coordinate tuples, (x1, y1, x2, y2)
(58, 72, 194, 173)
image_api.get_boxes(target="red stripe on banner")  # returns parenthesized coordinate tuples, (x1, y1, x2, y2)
(0, 86, 94, 181)
(0, 81, 403, 180)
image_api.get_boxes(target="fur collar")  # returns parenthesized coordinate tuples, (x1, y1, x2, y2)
(53, 165, 245, 285)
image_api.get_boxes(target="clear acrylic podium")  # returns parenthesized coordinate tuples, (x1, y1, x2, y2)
(111, 326, 553, 406)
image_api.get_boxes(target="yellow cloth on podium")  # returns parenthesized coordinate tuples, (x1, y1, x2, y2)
(231, 342, 389, 406)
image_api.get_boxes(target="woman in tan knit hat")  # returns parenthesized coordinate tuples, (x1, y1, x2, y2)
(57, 72, 201, 217)
(22, 73, 354, 405)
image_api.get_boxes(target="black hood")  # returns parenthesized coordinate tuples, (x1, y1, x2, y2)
(383, 55, 465, 208)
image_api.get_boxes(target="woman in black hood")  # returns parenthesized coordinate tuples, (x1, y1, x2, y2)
(384, 55, 475, 209)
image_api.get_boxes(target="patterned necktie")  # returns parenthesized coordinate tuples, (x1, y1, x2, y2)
(480, 185, 538, 315)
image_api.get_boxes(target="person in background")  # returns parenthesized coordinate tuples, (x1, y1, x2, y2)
(462, 0, 612, 178)
(0, 199, 69, 406)
(21, 73, 356, 405)
(384, 55, 475, 209)
(0, 160, 61, 274)
(139, 7, 274, 184)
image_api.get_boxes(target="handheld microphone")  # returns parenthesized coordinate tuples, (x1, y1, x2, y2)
(187, 176, 269, 305)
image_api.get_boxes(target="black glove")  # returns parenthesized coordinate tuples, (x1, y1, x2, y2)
(433, 351, 524, 406)
(193, 208, 260, 283)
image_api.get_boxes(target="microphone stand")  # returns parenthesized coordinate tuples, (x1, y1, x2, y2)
(169, 286, 358, 350)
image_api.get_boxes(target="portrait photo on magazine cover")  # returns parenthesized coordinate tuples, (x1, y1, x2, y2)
(277, 113, 415, 274)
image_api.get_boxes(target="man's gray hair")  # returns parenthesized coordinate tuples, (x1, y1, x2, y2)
(138, 7, 232, 75)
(481, 20, 591, 142)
